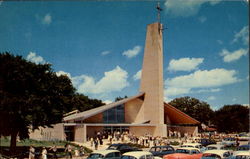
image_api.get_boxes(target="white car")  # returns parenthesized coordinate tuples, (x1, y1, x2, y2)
(233, 151, 250, 159)
(121, 151, 156, 159)
(206, 144, 226, 150)
(222, 138, 236, 146)
(181, 143, 203, 149)
(87, 150, 121, 159)
(201, 150, 232, 159)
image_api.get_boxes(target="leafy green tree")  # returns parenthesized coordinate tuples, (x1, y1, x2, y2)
(0, 53, 75, 151)
(169, 96, 214, 125)
(213, 104, 249, 133)
(72, 93, 104, 111)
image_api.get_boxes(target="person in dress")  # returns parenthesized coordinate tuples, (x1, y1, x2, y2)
(29, 145, 35, 159)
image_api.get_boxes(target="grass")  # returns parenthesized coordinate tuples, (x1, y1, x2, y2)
(0, 136, 92, 158)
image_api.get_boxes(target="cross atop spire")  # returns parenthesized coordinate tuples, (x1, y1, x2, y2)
(156, 2, 163, 23)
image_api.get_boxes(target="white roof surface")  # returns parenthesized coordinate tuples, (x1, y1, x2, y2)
(202, 150, 230, 157)
(122, 151, 153, 159)
(91, 150, 120, 156)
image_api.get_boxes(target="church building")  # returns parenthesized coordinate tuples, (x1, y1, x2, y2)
(30, 21, 200, 143)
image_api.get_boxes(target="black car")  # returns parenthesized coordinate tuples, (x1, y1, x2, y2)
(149, 145, 175, 157)
(106, 144, 141, 154)
(199, 138, 216, 147)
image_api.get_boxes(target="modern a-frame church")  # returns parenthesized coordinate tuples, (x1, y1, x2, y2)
(30, 22, 200, 143)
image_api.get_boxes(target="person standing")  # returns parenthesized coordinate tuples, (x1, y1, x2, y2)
(94, 138, 99, 150)
(49, 145, 57, 159)
(29, 145, 35, 159)
(65, 144, 73, 159)
(41, 147, 47, 159)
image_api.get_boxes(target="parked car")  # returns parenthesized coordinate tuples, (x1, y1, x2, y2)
(121, 151, 155, 159)
(222, 138, 236, 146)
(149, 145, 175, 157)
(206, 144, 227, 150)
(163, 147, 202, 159)
(201, 150, 232, 159)
(87, 150, 121, 159)
(231, 151, 250, 159)
(237, 144, 250, 151)
(199, 138, 217, 147)
(238, 133, 250, 141)
(180, 143, 203, 149)
(233, 144, 250, 156)
(107, 144, 141, 154)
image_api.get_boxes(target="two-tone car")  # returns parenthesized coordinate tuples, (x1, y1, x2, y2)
(163, 147, 202, 159)
(149, 145, 175, 157)
(201, 150, 232, 159)
(87, 150, 121, 159)
(121, 151, 157, 159)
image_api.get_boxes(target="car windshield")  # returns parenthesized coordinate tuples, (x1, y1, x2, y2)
(108, 145, 118, 150)
(87, 153, 104, 159)
(202, 153, 221, 159)
(176, 149, 190, 154)
(207, 147, 217, 150)
(236, 156, 250, 159)
(237, 146, 250, 151)
(121, 155, 137, 159)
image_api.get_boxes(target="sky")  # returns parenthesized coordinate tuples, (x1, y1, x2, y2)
(0, 0, 249, 110)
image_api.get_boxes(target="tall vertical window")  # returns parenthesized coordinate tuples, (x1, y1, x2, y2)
(103, 104, 125, 123)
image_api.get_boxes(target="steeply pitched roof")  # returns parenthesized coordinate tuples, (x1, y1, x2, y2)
(63, 92, 145, 121)
(164, 103, 200, 125)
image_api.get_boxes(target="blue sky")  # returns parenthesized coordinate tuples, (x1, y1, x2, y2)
(0, 0, 249, 109)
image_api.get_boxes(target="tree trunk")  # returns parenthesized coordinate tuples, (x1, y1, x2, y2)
(10, 131, 18, 154)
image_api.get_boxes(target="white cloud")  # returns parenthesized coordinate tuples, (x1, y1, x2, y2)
(195, 88, 221, 93)
(247, 75, 249, 80)
(198, 16, 207, 23)
(168, 57, 204, 72)
(164, 0, 222, 17)
(56, 71, 72, 79)
(42, 13, 52, 25)
(133, 70, 141, 81)
(164, 68, 240, 99)
(166, 68, 240, 89)
(220, 48, 248, 63)
(103, 100, 112, 104)
(207, 96, 216, 101)
(164, 87, 191, 96)
(72, 66, 129, 94)
(101, 51, 111, 56)
(0, 1, 3, 5)
(232, 26, 249, 45)
(232, 98, 237, 102)
(122, 46, 141, 58)
(26, 52, 46, 64)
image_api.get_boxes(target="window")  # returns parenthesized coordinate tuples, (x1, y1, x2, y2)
(146, 155, 153, 159)
(139, 155, 146, 159)
(121, 156, 136, 159)
(103, 104, 125, 123)
(106, 153, 114, 158)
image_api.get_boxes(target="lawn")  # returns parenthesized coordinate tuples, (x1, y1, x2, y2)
(0, 136, 92, 158)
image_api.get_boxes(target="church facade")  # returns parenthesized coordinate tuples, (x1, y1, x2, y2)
(30, 22, 199, 143)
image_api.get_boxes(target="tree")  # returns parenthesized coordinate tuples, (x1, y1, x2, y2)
(213, 104, 249, 133)
(0, 53, 75, 151)
(169, 96, 214, 125)
(72, 93, 104, 112)
(115, 95, 128, 102)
